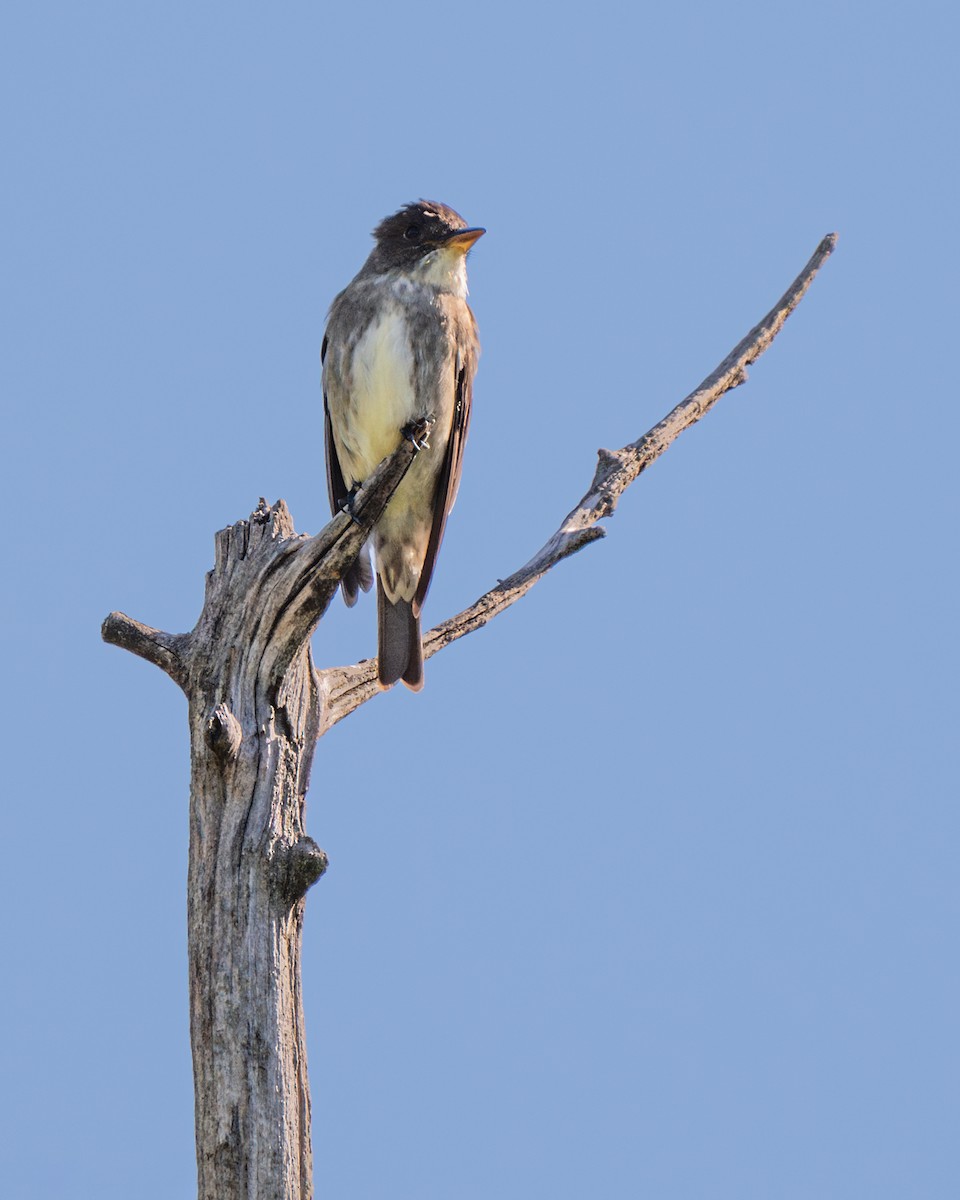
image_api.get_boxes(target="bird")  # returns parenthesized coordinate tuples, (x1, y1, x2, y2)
(321, 200, 483, 691)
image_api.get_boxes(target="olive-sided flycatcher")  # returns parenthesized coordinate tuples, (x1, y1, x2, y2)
(322, 200, 483, 690)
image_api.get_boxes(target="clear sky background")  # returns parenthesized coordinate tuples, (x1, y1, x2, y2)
(2, 2, 957, 1197)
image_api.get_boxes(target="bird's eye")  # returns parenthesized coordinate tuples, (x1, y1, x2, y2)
(403, 224, 421, 242)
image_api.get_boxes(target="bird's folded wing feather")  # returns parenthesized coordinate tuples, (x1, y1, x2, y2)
(321, 333, 351, 516)
(413, 326, 478, 616)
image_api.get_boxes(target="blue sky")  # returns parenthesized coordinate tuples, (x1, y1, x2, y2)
(2, 2, 957, 1197)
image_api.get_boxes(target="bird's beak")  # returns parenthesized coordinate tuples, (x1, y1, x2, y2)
(443, 227, 485, 253)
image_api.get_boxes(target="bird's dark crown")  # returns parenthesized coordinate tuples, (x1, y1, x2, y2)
(363, 200, 472, 272)
(374, 200, 468, 246)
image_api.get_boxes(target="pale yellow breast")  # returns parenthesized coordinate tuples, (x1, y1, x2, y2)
(335, 307, 418, 485)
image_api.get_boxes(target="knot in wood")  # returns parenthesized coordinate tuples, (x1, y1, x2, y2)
(205, 703, 243, 761)
(275, 837, 329, 904)
(596, 447, 623, 471)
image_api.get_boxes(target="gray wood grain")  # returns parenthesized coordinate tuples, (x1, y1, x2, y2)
(103, 436, 424, 1200)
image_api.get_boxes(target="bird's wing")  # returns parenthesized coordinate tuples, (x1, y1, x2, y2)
(321, 332, 351, 516)
(322, 328, 372, 606)
(413, 321, 478, 616)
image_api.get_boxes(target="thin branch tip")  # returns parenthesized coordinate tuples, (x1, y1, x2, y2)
(320, 231, 837, 729)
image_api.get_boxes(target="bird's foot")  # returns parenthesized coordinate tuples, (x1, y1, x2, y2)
(402, 415, 435, 452)
(342, 484, 364, 526)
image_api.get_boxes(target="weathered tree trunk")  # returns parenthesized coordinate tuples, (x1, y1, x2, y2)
(103, 443, 425, 1200)
(185, 507, 324, 1200)
(102, 235, 836, 1200)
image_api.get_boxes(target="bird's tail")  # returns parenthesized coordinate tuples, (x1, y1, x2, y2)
(377, 581, 423, 691)
(341, 545, 374, 607)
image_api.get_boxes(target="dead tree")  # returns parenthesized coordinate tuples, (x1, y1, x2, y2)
(102, 234, 836, 1200)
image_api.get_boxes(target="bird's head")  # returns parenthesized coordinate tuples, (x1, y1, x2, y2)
(365, 200, 485, 274)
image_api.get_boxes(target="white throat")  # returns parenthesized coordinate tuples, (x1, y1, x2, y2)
(412, 245, 469, 298)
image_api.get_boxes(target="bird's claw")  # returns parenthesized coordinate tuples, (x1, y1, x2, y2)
(342, 485, 364, 526)
(402, 416, 435, 452)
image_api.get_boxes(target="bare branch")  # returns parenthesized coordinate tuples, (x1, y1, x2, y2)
(236, 426, 429, 689)
(318, 232, 838, 729)
(101, 612, 190, 689)
(101, 429, 426, 697)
